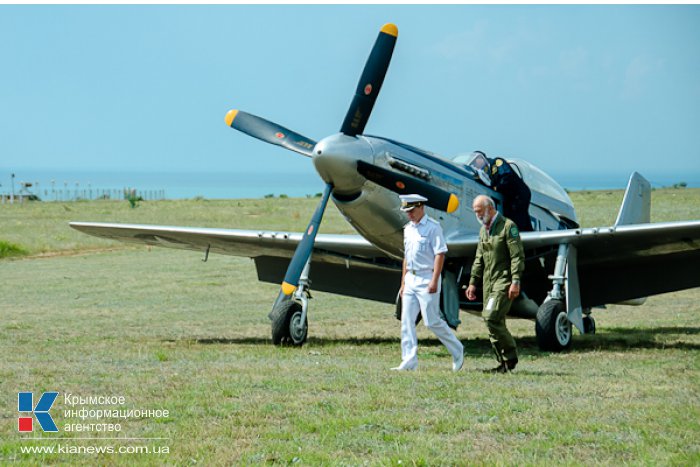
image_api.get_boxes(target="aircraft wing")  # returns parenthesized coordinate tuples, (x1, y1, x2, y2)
(448, 220, 700, 307)
(69, 222, 402, 303)
(71, 219, 700, 308)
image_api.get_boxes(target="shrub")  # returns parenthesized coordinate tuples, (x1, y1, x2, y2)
(0, 240, 28, 259)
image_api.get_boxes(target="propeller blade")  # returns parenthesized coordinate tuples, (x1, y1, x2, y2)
(280, 183, 333, 296)
(357, 160, 459, 213)
(340, 23, 398, 137)
(224, 109, 317, 157)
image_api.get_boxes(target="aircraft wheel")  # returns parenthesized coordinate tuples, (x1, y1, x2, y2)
(270, 299, 296, 345)
(583, 315, 596, 335)
(535, 299, 572, 351)
(288, 308, 308, 346)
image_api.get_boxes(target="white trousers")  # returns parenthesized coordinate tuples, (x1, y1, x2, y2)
(399, 272, 464, 369)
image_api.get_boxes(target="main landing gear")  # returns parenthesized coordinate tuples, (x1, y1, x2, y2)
(535, 243, 595, 352)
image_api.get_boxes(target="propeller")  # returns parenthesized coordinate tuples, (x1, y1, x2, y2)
(224, 109, 317, 157)
(224, 23, 453, 291)
(279, 183, 333, 296)
(340, 23, 398, 137)
(222, 23, 462, 345)
(357, 160, 459, 213)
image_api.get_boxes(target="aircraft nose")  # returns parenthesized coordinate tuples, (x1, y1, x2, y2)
(312, 134, 373, 195)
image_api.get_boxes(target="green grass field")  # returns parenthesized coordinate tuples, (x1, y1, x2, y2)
(1, 189, 699, 465)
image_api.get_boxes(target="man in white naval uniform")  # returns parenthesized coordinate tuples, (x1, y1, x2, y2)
(392, 194, 464, 372)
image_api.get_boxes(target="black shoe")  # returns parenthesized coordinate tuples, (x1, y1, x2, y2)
(483, 358, 518, 374)
(483, 363, 508, 374)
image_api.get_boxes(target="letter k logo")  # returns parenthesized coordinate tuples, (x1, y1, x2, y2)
(18, 392, 59, 432)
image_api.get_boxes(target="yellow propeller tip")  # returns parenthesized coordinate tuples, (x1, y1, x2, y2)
(224, 109, 239, 127)
(281, 282, 297, 296)
(447, 194, 460, 214)
(381, 23, 398, 37)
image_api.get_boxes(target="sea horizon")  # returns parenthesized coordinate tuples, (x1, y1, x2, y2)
(1, 168, 698, 201)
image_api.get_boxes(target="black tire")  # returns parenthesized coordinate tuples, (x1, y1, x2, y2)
(535, 299, 572, 351)
(270, 299, 307, 347)
(270, 299, 298, 346)
(583, 315, 596, 335)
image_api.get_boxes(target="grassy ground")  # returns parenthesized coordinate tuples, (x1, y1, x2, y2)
(1, 189, 699, 464)
(0, 197, 357, 257)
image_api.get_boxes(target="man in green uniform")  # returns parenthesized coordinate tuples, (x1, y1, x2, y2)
(466, 195, 525, 373)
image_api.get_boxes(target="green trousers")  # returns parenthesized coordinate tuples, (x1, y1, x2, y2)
(482, 291, 518, 363)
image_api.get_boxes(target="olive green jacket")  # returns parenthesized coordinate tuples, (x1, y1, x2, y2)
(469, 214, 525, 296)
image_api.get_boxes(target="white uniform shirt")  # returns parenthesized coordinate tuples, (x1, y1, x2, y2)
(403, 214, 448, 272)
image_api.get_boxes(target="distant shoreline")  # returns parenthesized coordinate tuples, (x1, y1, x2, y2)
(1, 169, 698, 200)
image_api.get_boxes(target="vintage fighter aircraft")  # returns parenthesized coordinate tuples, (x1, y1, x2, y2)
(71, 23, 700, 351)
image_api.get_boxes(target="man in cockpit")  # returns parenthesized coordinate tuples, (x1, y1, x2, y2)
(469, 151, 493, 187)
(467, 151, 533, 232)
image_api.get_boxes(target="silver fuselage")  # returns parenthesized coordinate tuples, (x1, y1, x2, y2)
(312, 133, 575, 259)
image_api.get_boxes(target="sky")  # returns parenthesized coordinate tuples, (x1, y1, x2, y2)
(1, 5, 699, 188)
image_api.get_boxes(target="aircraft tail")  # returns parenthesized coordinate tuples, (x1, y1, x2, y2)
(614, 172, 651, 226)
(613, 172, 651, 306)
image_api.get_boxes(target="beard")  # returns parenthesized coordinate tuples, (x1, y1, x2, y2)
(476, 213, 491, 226)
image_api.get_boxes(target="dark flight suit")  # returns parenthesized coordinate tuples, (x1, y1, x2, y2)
(489, 158, 533, 232)
(469, 214, 525, 365)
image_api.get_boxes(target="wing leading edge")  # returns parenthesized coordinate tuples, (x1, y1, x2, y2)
(69, 221, 403, 303)
(69, 222, 385, 260)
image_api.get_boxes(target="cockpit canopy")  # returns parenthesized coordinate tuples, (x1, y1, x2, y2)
(452, 152, 574, 208)
(453, 151, 493, 186)
(508, 158, 573, 207)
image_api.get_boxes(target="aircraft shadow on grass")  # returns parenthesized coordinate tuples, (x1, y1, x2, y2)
(177, 325, 700, 352)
